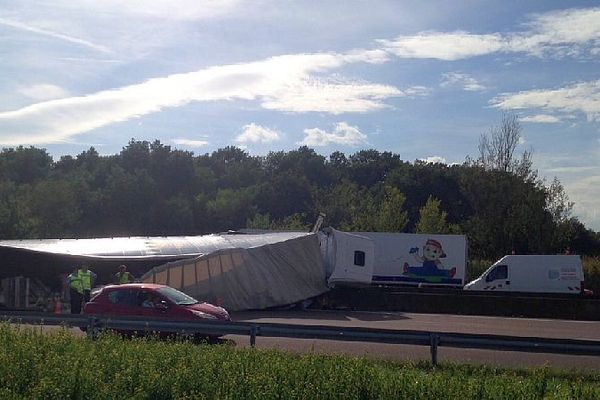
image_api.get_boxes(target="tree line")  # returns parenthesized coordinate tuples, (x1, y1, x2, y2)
(0, 119, 598, 259)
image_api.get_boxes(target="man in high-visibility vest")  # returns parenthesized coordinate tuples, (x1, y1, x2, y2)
(68, 266, 83, 314)
(114, 264, 135, 284)
(78, 264, 97, 305)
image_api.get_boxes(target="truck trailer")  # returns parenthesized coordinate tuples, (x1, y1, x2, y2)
(321, 228, 467, 288)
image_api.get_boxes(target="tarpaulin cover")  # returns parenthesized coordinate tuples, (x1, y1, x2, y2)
(0, 231, 311, 259)
(139, 233, 328, 311)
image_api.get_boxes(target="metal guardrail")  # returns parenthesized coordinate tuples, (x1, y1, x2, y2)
(1, 311, 599, 365)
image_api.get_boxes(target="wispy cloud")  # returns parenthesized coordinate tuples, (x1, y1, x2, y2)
(521, 114, 562, 123)
(379, 7, 600, 60)
(235, 123, 281, 143)
(440, 72, 486, 91)
(172, 138, 209, 147)
(510, 7, 600, 57)
(379, 32, 506, 61)
(491, 80, 600, 122)
(298, 122, 367, 147)
(261, 76, 403, 114)
(0, 52, 404, 145)
(18, 84, 70, 101)
(0, 17, 111, 53)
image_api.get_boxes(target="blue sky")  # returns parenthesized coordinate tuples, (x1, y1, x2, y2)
(1, 1, 599, 230)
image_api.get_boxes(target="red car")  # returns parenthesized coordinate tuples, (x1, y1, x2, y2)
(83, 283, 230, 342)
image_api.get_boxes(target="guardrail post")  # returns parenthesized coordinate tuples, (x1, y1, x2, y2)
(250, 325, 258, 347)
(430, 333, 439, 366)
(87, 316, 97, 341)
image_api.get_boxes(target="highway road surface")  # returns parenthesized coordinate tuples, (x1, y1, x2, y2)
(229, 310, 600, 371)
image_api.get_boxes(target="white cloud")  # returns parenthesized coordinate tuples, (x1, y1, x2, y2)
(298, 122, 368, 147)
(421, 156, 447, 164)
(18, 84, 70, 101)
(0, 52, 405, 145)
(0, 17, 111, 53)
(261, 76, 403, 114)
(378, 7, 600, 60)
(491, 80, 600, 122)
(341, 49, 390, 64)
(521, 114, 562, 123)
(379, 31, 506, 61)
(172, 138, 209, 147)
(403, 86, 432, 97)
(440, 72, 486, 92)
(510, 7, 600, 57)
(235, 123, 281, 143)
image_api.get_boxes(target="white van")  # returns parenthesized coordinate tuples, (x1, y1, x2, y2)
(464, 255, 587, 295)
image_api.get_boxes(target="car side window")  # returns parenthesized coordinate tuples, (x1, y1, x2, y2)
(108, 289, 138, 306)
(137, 291, 155, 308)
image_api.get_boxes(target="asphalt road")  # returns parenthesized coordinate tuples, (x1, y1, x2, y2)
(228, 310, 600, 371)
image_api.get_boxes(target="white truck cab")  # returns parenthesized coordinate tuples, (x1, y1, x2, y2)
(464, 255, 586, 295)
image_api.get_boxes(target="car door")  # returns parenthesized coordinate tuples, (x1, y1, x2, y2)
(137, 290, 172, 319)
(106, 288, 140, 316)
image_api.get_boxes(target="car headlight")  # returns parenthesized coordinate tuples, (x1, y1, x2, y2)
(190, 310, 218, 319)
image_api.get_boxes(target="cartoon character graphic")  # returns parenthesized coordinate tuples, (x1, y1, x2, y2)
(403, 239, 456, 281)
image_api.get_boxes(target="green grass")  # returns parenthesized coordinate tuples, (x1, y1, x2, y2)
(0, 324, 599, 399)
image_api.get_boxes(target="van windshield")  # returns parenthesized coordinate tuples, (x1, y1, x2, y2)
(486, 265, 508, 282)
(156, 287, 199, 305)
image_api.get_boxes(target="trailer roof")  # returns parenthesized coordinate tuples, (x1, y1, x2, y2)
(0, 231, 310, 260)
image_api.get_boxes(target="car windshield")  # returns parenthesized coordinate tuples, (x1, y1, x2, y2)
(156, 287, 199, 305)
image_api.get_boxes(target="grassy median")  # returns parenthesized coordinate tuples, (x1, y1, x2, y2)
(0, 324, 598, 399)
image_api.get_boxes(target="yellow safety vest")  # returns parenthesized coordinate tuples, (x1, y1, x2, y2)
(78, 270, 93, 291)
(116, 272, 131, 284)
(69, 273, 83, 294)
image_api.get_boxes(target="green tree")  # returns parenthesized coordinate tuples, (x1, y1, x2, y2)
(0, 146, 53, 184)
(206, 188, 256, 231)
(270, 213, 310, 231)
(348, 149, 403, 188)
(22, 180, 82, 238)
(415, 196, 459, 234)
(546, 177, 574, 224)
(246, 213, 271, 230)
(375, 186, 408, 232)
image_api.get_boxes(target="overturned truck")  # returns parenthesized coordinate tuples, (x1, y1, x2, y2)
(139, 233, 327, 311)
(0, 229, 467, 311)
